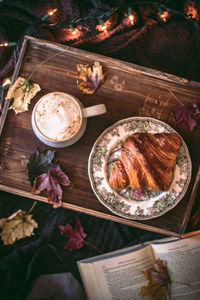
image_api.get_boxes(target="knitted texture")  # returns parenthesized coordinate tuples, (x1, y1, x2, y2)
(0, 0, 200, 81)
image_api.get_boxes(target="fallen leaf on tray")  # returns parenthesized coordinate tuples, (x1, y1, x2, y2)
(27, 149, 71, 208)
(32, 164, 71, 208)
(59, 218, 87, 250)
(77, 61, 105, 94)
(6, 77, 41, 114)
(172, 101, 200, 131)
(0, 209, 38, 245)
(141, 259, 170, 300)
(27, 148, 55, 186)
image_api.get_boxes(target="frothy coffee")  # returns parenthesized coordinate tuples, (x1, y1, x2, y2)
(35, 93, 81, 141)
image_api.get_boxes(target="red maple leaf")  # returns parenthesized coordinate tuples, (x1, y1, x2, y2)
(59, 218, 87, 250)
(172, 102, 200, 131)
(32, 164, 71, 208)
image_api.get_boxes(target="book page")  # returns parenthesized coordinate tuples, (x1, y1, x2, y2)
(152, 234, 200, 299)
(78, 244, 155, 300)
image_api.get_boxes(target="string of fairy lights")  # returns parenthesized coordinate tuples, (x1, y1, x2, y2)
(0, 2, 199, 112)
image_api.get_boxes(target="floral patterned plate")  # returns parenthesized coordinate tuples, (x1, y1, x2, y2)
(88, 117, 192, 220)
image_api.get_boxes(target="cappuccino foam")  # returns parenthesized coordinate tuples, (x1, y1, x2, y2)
(35, 93, 81, 141)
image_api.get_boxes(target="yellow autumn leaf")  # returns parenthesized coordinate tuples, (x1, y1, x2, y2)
(6, 77, 41, 114)
(140, 259, 170, 300)
(141, 283, 168, 300)
(0, 209, 38, 245)
(77, 61, 105, 94)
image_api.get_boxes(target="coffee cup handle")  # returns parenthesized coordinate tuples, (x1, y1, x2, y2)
(82, 104, 106, 118)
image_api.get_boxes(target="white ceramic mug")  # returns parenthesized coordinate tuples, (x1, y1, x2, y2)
(31, 92, 106, 147)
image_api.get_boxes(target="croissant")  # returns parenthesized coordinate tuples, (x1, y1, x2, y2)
(109, 133, 181, 191)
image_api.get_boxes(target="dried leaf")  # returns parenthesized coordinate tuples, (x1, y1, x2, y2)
(172, 102, 200, 131)
(131, 188, 148, 199)
(6, 77, 41, 114)
(27, 148, 55, 186)
(77, 61, 105, 94)
(59, 218, 87, 250)
(33, 164, 71, 208)
(27, 149, 71, 208)
(0, 209, 38, 245)
(141, 259, 170, 300)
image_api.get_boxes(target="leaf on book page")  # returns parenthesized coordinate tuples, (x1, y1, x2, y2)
(77, 61, 105, 94)
(172, 102, 200, 131)
(141, 259, 170, 300)
(59, 218, 87, 250)
(6, 77, 41, 114)
(0, 209, 38, 245)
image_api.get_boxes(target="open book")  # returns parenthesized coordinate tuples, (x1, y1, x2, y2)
(78, 234, 200, 300)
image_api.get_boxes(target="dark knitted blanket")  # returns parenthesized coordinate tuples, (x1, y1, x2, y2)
(0, 1, 200, 299)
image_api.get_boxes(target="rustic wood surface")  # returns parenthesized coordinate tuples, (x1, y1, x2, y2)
(0, 36, 200, 237)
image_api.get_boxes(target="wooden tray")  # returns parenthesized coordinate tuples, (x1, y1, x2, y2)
(1, 36, 200, 237)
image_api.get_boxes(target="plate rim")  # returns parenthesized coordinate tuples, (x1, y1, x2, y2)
(88, 116, 192, 220)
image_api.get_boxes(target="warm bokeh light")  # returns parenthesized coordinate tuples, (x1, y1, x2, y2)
(159, 11, 169, 22)
(42, 8, 58, 22)
(47, 8, 58, 16)
(68, 24, 81, 38)
(58, 25, 87, 42)
(96, 19, 109, 32)
(71, 28, 79, 35)
(96, 18, 109, 32)
(123, 12, 136, 27)
(0, 41, 16, 47)
(2, 78, 11, 87)
(184, 1, 199, 21)
(128, 14, 135, 25)
(59, 26, 82, 41)
(98, 24, 107, 32)
(0, 42, 8, 47)
(127, 7, 135, 25)
(72, 30, 76, 35)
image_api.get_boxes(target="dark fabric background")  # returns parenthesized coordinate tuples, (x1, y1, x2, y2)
(0, 1, 200, 299)
(1, 0, 200, 82)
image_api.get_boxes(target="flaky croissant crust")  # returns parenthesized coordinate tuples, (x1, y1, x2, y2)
(109, 133, 181, 191)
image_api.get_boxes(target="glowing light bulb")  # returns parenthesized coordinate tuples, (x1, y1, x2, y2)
(42, 8, 58, 22)
(2, 78, 11, 87)
(96, 19, 107, 32)
(0, 41, 16, 47)
(69, 24, 78, 35)
(0, 42, 8, 47)
(127, 7, 135, 25)
(128, 14, 135, 25)
(100, 24, 107, 31)
(184, 1, 199, 21)
(160, 14, 166, 22)
(67, 25, 81, 39)
(47, 8, 58, 16)
(159, 11, 169, 22)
